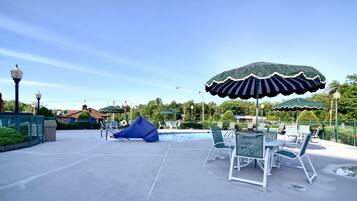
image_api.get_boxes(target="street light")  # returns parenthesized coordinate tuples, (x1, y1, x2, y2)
(333, 91, 341, 142)
(260, 104, 265, 123)
(190, 105, 194, 122)
(36, 90, 42, 115)
(198, 91, 205, 122)
(10, 64, 23, 131)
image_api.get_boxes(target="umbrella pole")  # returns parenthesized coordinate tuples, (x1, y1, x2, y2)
(255, 81, 260, 132)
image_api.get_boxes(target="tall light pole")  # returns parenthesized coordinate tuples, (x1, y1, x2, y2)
(260, 104, 265, 123)
(10, 64, 23, 131)
(199, 91, 205, 122)
(333, 91, 341, 142)
(36, 90, 42, 115)
(190, 105, 194, 122)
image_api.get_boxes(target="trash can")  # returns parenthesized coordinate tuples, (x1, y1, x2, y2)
(44, 120, 57, 142)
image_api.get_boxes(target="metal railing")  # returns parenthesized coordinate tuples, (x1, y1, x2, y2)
(0, 112, 45, 144)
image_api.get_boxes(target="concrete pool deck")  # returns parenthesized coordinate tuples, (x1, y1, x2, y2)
(0, 130, 356, 201)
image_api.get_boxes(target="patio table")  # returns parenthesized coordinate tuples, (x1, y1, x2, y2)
(230, 134, 286, 175)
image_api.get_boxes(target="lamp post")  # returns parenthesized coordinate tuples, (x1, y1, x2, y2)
(190, 105, 194, 122)
(10, 64, 23, 131)
(36, 90, 42, 115)
(333, 91, 341, 142)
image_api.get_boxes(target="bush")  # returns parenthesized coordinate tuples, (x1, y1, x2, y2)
(38, 107, 54, 117)
(56, 121, 100, 130)
(78, 111, 90, 119)
(323, 126, 356, 145)
(0, 127, 27, 146)
(220, 110, 236, 122)
(179, 122, 203, 129)
(298, 111, 318, 123)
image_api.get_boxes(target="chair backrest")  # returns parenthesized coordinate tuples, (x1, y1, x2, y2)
(278, 123, 285, 132)
(217, 122, 223, 129)
(235, 133, 265, 159)
(285, 125, 298, 135)
(229, 122, 235, 130)
(299, 133, 312, 156)
(265, 128, 278, 139)
(247, 122, 253, 129)
(299, 125, 310, 133)
(210, 127, 225, 148)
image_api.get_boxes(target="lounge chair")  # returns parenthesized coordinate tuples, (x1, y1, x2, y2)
(206, 127, 234, 162)
(285, 125, 299, 144)
(228, 133, 271, 188)
(277, 123, 285, 134)
(311, 127, 320, 142)
(257, 122, 266, 132)
(274, 133, 317, 184)
(298, 125, 311, 142)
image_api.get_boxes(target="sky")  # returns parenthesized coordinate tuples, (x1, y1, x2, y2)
(0, 0, 356, 110)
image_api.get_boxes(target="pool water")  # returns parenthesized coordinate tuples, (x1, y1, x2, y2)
(159, 132, 211, 141)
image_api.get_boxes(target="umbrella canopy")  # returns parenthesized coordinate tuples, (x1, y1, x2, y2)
(205, 62, 326, 99)
(273, 98, 324, 111)
(98, 106, 124, 113)
(205, 62, 326, 129)
(160, 108, 180, 115)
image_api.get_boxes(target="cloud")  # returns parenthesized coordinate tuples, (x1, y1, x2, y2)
(0, 14, 173, 78)
(0, 48, 174, 90)
(0, 78, 66, 88)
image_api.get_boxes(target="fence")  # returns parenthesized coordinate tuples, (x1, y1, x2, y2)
(0, 112, 45, 145)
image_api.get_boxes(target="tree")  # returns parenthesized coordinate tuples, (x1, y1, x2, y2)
(78, 111, 90, 119)
(38, 107, 54, 117)
(220, 110, 236, 122)
(298, 111, 318, 123)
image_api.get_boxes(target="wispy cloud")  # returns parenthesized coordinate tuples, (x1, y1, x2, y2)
(0, 78, 66, 88)
(0, 48, 174, 90)
(0, 14, 175, 79)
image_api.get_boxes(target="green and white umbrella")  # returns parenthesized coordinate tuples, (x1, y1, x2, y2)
(205, 62, 326, 128)
(160, 108, 180, 121)
(99, 106, 124, 121)
(273, 98, 324, 111)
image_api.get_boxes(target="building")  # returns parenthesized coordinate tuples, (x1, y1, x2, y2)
(57, 104, 107, 123)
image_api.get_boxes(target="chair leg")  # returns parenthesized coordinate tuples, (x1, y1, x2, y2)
(263, 149, 270, 188)
(205, 146, 215, 162)
(305, 154, 317, 182)
(228, 155, 235, 180)
(298, 155, 317, 184)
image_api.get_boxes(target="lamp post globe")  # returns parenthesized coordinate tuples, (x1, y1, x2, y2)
(10, 64, 23, 131)
(36, 90, 42, 115)
(333, 91, 341, 142)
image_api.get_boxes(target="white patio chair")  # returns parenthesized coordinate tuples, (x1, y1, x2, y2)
(206, 127, 234, 162)
(285, 125, 299, 144)
(247, 121, 254, 131)
(298, 125, 311, 142)
(228, 133, 270, 188)
(224, 122, 236, 137)
(311, 127, 320, 142)
(217, 121, 223, 129)
(274, 133, 317, 184)
(257, 122, 266, 132)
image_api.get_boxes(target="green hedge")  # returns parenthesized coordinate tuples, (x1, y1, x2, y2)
(57, 122, 101, 130)
(0, 127, 27, 146)
(323, 126, 357, 145)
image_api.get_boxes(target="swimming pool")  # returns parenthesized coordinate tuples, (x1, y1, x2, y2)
(159, 132, 211, 141)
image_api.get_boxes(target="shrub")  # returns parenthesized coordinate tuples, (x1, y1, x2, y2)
(78, 111, 90, 119)
(179, 122, 203, 129)
(0, 127, 27, 146)
(220, 110, 236, 122)
(56, 121, 100, 130)
(38, 107, 54, 117)
(298, 111, 318, 123)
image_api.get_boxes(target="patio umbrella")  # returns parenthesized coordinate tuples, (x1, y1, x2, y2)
(99, 106, 124, 121)
(205, 62, 326, 129)
(273, 98, 324, 122)
(160, 108, 180, 121)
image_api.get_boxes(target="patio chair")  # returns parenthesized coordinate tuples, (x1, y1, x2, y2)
(217, 121, 223, 129)
(273, 133, 317, 184)
(298, 125, 311, 142)
(285, 125, 299, 144)
(206, 127, 235, 162)
(257, 122, 266, 132)
(247, 122, 254, 131)
(224, 122, 236, 137)
(111, 121, 118, 130)
(277, 123, 285, 134)
(228, 133, 271, 188)
(311, 127, 320, 142)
